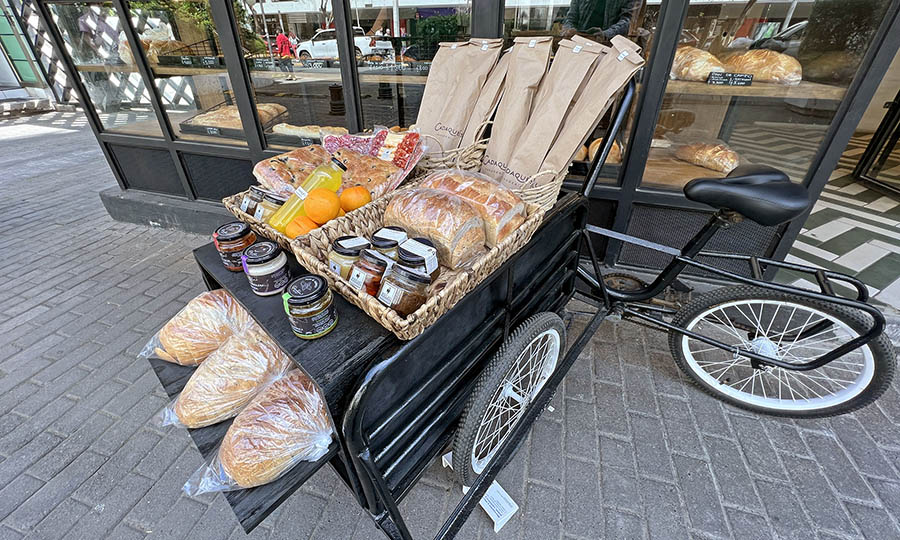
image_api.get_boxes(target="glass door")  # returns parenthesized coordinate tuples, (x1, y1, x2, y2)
(856, 89, 900, 193)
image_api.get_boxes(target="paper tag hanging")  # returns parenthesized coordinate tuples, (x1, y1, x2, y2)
(401, 239, 438, 274)
(440, 452, 519, 532)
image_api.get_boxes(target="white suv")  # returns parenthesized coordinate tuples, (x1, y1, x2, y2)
(296, 27, 392, 60)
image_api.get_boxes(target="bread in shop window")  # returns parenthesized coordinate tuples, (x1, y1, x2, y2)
(219, 370, 333, 488)
(674, 142, 740, 174)
(272, 124, 349, 139)
(154, 289, 255, 366)
(573, 145, 588, 161)
(384, 189, 486, 269)
(800, 51, 860, 84)
(173, 329, 294, 428)
(721, 50, 802, 86)
(253, 144, 332, 197)
(188, 104, 286, 130)
(588, 138, 622, 163)
(419, 170, 525, 247)
(333, 148, 401, 199)
(670, 46, 726, 82)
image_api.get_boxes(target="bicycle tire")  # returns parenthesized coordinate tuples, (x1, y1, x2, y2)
(668, 285, 895, 418)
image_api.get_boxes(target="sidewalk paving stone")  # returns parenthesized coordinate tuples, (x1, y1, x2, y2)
(2, 111, 900, 539)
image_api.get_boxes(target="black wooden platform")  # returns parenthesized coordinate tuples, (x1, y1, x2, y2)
(146, 243, 397, 532)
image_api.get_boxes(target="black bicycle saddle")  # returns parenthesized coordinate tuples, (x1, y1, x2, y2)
(683, 164, 810, 226)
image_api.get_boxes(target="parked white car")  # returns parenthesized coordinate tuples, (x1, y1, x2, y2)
(296, 27, 392, 60)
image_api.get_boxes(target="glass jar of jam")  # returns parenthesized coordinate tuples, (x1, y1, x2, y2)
(241, 241, 291, 296)
(240, 186, 267, 216)
(328, 236, 370, 279)
(348, 249, 388, 296)
(377, 265, 431, 316)
(282, 275, 338, 339)
(398, 237, 441, 281)
(213, 222, 257, 272)
(253, 192, 287, 222)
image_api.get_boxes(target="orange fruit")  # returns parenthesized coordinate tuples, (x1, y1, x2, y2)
(340, 186, 371, 212)
(304, 188, 341, 225)
(338, 208, 346, 217)
(284, 216, 318, 239)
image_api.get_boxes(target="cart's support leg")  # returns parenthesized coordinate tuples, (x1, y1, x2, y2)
(358, 449, 415, 540)
(433, 306, 609, 540)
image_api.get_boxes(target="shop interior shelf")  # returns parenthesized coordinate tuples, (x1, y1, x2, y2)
(665, 79, 847, 100)
(641, 146, 727, 189)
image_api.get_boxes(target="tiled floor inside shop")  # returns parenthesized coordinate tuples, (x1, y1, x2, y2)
(1, 111, 899, 540)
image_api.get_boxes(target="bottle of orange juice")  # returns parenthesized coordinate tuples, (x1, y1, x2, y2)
(269, 156, 347, 232)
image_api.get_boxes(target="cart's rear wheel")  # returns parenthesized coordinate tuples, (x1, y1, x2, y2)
(452, 313, 565, 486)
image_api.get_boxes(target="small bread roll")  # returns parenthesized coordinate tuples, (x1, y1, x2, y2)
(573, 145, 588, 161)
(588, 138, 622, 163)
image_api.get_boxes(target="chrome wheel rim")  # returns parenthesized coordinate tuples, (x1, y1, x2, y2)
(681, 299, 874, 412)
(471, 329, 561, 475)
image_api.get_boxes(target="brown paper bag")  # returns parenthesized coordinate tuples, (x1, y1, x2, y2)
(480, 36, 553, 180)
(459, 51, 510, 147)
(416, 41, 472, 151)
(499, 40, 601, 189)
(419, 38, 503, 154)
(534, 36, 645, 189)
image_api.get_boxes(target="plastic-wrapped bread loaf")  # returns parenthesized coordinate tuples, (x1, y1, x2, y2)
(419, 170, 525, 247)
(252, 145, 332, 197)
(173, 329, 294, 428)
(721, 50, 802, 86)
(383, 189, 486, 269)
(670, 46, 726, 82)
(674, 143, 740, 174)
(151, 289, 255, 366)
(219, 370, 333, 488)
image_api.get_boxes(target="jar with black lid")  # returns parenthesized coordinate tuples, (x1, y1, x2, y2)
(253, 192, 287, 222)
(377, 264, 431, 316)
(240, 185, 267, 216)
(328, 236, 370, 279)
(241, 241, 291, 296)
(213, 221, 256, 271)
(348, 249, 388, 296)
(398, 237, 441, 281)
(282, 275, 338, 339)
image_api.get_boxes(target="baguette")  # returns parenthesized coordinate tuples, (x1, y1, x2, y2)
(674, 142, 740, 173)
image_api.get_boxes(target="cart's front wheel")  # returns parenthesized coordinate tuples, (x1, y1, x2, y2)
(453, 313, 565, 486)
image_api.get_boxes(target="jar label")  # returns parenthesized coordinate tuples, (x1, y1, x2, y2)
(348, 267, 366, 291)
(289, 303, 337, 339)
(377, 281, 399, 306)
(329, 260, 342, 275)
(253, 205, 266, 220)
(247, 265, 291, 295)
(240, 195, 251, 212)
(218, 249, 243, 270)
(294, 185, 309, 199)
(401, 239, 438, 274)
(374, 228, 408, 243)
(339, 237, 369, 250)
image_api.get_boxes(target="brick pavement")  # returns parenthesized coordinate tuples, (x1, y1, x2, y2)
(1, 111, 900, 539)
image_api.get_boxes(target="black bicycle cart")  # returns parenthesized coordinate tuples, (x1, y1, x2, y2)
(146, 78, 894, 540)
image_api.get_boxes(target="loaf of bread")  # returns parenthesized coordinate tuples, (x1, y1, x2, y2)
(253, 144, 332, 197)
(383, 189, 486, 269)
(670, 46, 726, 82)
(174, 329, 293, 428)
(801, 51, 859, 84)
(419, 170, 525, 247)
(188, 104, 286, 130)
(219, 370, 333, 488)
(674, 142, 740, 173)
(271, 124, 349, 139)
(588, 138, 622, 163)
(334, 148, 402, 199)
(154, 289, 254, 366)
(722, 50, 801, 85)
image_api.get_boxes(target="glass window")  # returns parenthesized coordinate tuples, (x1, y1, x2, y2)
(352, 2, 471, 130)
(126, 0, 248, 146)
(236, 4, 348, 151)
(638, 0, 891, 190)
(48, 2, 162, 136)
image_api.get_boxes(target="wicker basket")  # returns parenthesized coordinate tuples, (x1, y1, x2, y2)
(290, 192, 546, 340)
(416, 139, 487, 175)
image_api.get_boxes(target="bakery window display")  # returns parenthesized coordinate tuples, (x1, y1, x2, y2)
(673, 142, 741, 174)
(181, 103, 288, 138)
(670, 46, 726, 82)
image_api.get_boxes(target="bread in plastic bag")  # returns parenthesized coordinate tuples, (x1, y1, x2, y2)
(673, 141, 741, 174)
(140, 289, 256, 366)
(183, 369, 333, 495)
(419, 169, 526, 247)
(252, 145, 332, 198)
(720, 49, 802, 86)
(383, 188, 486, 270)
(158, 328, 294, 429)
